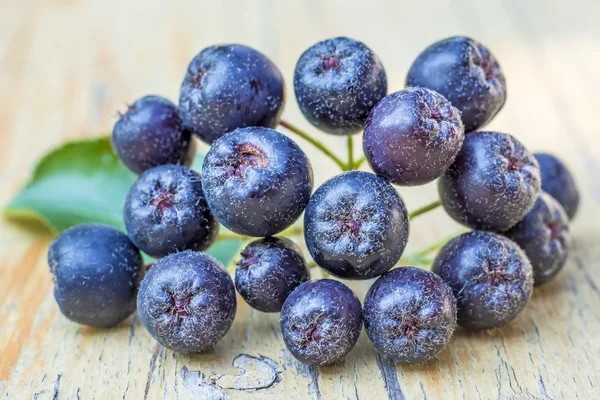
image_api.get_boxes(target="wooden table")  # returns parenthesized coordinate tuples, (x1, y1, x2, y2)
(1, 1, 599, 398)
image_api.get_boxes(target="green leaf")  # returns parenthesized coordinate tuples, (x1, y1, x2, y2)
(4, 136, 242, 266)
(5, 137, 135, 233)
(207, 239, 244, 267)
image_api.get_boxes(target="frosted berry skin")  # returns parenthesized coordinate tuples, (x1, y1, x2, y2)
(304, 171, 409, 280)
(294, 37, 387, 135)
(280, 279, 362, 365)
(363, 267, 457, 363)
(438, 131, 541, 232)
(534, 153, 580, 219)
(504, 192, 570, 286)
(137, 251, 236, 352)
(48, 224, 144, 328)
(363, 87, 464, 186)
(112, 96, 195, 174)
(123, 165, 219, 258)
(235, 237, 310, 313)
(406, 36, 506, 132)
(432, 231, 534, 330)
(202, 127, 313, 237)
(178, 44, 285, 144)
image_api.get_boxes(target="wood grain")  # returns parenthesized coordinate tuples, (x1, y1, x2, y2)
(1, 0, 599, 399)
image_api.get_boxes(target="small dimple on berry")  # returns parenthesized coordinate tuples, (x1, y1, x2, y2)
(392, 314, 420, 339)
(488, 267, 509, 286)
(249, 78, 263, 94)
(321, 56, 341, 72)
(548, 219, 562, 240)
(189, 68, 206, 87)
(337, 214, 362, 238)
(224, 142, 268, 180)
(170, 292, 194, 322)
(236, 251, 257, 270)
(149, 187, 176, 216)
(507, 155, 523, 171)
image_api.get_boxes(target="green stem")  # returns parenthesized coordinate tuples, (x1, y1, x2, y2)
(215, 224, 304, 243)
(354, 156, 366, 169)
(399, 230, 467, 266)
(279, 120, 347, 170)
(346, 136, 354, 170)
(215, 231, 244, 242)
(408, 200, 442, 220)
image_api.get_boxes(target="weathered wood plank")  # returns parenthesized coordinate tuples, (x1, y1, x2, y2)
(1, 1, 599, 399)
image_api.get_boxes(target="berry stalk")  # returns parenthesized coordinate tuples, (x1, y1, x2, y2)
(354, 155, 366, 169)
(346, 136, 355, 170)
(215, 224, 304, 243)
(279, 120, 347, 170)
(408, 199, 442, 220)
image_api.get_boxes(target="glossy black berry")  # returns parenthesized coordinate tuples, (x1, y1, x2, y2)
(280, 279, 362, 365)
(48, 224, 144, 327)
(363, 87, 464, 186)
(123, 164, 218, 258)
(235, 237, 310, 313)
(112, 96, 195, 174)
(179, 44, 285, 144)
(438, 131, 541, 232)
(432, 231, 533, 330)
(505, 192, 570, 286)
(202, 127, 313, 237)
(534, 153, 580, 219)
(363, 267, 457, 363)
(304, 171, 409, 280)
(406, 36, 506, 132)
(294, 37, 387, 135)
(137, 251, 236, 352)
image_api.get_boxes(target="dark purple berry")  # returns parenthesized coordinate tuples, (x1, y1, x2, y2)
(112, 95, 195, 174)
(48, 224, 144, 327)
(137, 251, 236, 352)
(438, 131, 541, 232)
(202, 127, 313, 237)
(406, 36, 506, 132)
(363, 87, 464, 186)
(432, 231, 534, 330)
(235, 237, 310, 313)
(123, 165, 218, 258)
(363, 267, 457, 363)
(179, 44, 285, 144)
(304, 171, 409, 280)
(534, 153, 580, 219)
(280, 279, 362, 365)
(294, 37, 387, 135)
(505, 192, 570, 286)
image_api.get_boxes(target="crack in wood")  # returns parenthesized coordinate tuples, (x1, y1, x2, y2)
(375, 355, 404, 400)
(143, 344, 161, 400)
(180, 366, 227, 400)
(211, 354, 282, 391)
(575, 257, 600, 297)
(296, 362, 321, 399)
(51, 374, 61, 400)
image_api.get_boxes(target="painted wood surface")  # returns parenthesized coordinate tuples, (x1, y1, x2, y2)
(0, 0, 599, 398)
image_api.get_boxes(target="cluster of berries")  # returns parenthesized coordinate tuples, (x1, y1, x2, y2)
(48, 36, 578, 365)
